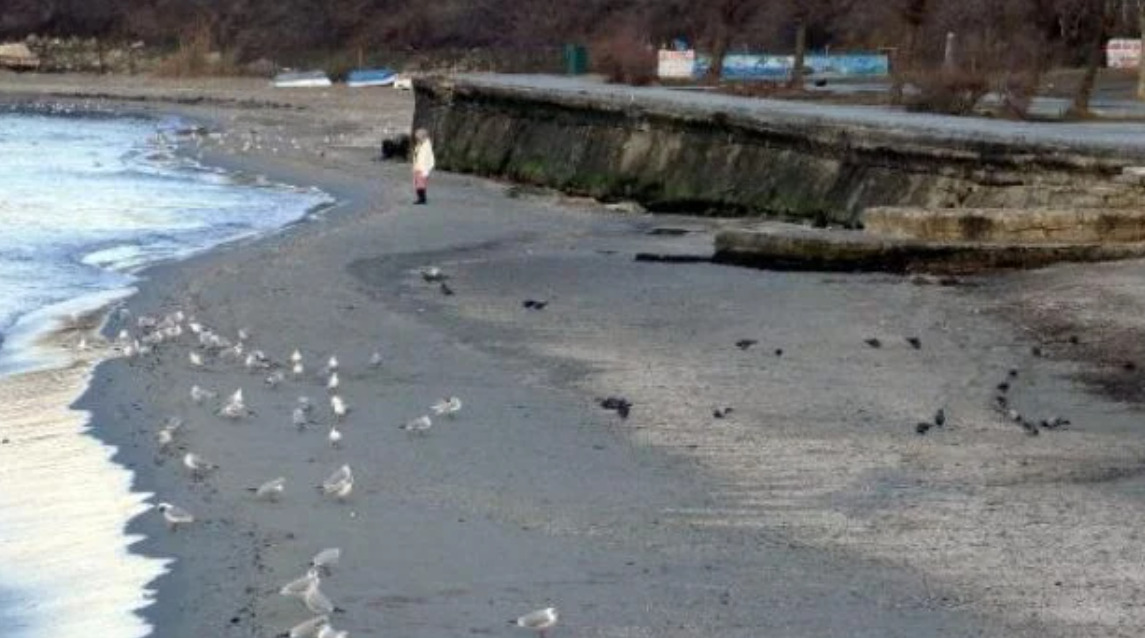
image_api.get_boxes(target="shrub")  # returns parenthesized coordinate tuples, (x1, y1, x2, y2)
(905, 68, 989, 115)
(590, 22, 657, 86)
(155, 20, 239, 77)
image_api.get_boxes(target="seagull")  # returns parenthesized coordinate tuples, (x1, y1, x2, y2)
(327, 372, 339, 392)
(513, 607, 558, 638)
(287, 614, 329, 638)
(280, 568, 321, 597)
(76, 337, 89, 351)
(330, 395, 347, 420)
(250, 476, 286, 501)
(266, 370, 286, 388)
(238, 327, 250, 341)
(291, 349, 303, 364)
(420, 266, 447, 282)
(430, 396, 462, 417)
(326, 356, 339, 373)
(156, 502, 194, 530)
(368, 351, 383, 368)
(310, 548, 341, 574)
(191, 384, 217, 404)
(293, 406, 309, 430)
(155, 416, 183, 448)
(320, 465, 353, 500)
(220, 388, 246, 419)
(328, 425, 343, 448)
(293, 361, 305, 376)
(401, 415, 432, 433)
(316, 624, 347, 638)
(183, 452, 218, 476)
(303, 580, 337, 615)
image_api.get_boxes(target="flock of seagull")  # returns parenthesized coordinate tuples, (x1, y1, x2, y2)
(107, 284, 558, 638)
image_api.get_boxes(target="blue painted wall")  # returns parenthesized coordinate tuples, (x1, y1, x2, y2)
(693, 53, 889, 79)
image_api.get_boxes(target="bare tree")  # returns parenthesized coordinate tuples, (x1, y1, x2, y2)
(1138, 0, 1145, 99)
(1068, 0, 1116, 116)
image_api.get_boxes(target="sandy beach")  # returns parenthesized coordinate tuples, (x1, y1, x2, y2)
(6, 72, 1145, 637)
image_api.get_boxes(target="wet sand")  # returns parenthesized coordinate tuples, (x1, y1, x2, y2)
(4, 73, 1145, 637)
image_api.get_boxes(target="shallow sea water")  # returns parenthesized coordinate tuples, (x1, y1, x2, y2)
(0, 111, 330, 638)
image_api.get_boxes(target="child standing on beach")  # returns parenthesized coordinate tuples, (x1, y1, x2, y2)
(412, 128, 435, 205)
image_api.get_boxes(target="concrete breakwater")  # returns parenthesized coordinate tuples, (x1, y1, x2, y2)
(413, 75, 1145, 225)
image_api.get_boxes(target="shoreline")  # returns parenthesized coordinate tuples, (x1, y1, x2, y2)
(8, 75, 1145, 637)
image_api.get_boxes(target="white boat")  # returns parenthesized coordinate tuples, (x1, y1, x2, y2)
(273, 71, 332, 88)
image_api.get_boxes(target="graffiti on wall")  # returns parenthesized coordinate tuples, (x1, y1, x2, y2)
(684, 52, 890, 79)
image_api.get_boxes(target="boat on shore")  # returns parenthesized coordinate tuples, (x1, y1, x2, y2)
(272, 70, 332, 88)
(346, 68, 397, 87)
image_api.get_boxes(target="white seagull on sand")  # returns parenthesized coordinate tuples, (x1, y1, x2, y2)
(431, 396, 462, 417)
(330, 395, 347, 420)
(316, 623, 348, 638)
(326, 372, 339, 392)
(320, 465, 353, 500)
(219, 388, 246, 419)
(287, 614, 329, 638)
(188, 351, 204, 367)
(303, 580, 337, 615)
(310, 547, 341, 574)
(250, 476, 286, 501)
(291, 349, 303, 364)
(368, 350, 383, 368)
(155, 417, 183, 448)
(190, 384, 217, 404)
(514, 607, 558, 638)
(183, 452, 218, 476)
(328, 425, 343, 448)
(156, 502, 194, 530)
(326, 356, 339, 373)
(400, 415, 432, 433)
(280, 568, 320, 597)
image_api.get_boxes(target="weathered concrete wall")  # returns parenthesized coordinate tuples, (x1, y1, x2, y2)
(863, 206, 1145, 243)
(413, 76, 1145, 224)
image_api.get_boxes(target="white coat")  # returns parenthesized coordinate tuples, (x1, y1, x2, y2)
(413, 139, 435, 176)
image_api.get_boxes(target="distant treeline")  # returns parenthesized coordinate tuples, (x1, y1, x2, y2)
(2, 0, 1140, 64)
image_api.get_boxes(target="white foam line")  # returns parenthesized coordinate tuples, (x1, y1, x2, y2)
(0, 349, 170, 638)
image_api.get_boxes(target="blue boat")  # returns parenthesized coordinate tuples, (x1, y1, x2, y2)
(346, 68, 398, 87)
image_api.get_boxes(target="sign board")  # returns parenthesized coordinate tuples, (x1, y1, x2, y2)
(1107, 38, 1142, 68)
(658, 49, 695, 79)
